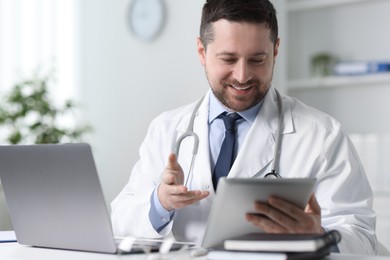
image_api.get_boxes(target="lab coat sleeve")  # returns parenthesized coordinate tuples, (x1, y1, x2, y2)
(111, 113, 175, 239)
(314, 125, 377, 255)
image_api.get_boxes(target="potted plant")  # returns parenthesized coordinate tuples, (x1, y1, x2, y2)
(0, 73, 91, 144)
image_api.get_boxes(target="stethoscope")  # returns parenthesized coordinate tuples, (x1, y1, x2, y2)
(173, 88, 283, 186)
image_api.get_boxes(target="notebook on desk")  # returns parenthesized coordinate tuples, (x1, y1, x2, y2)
(0, 143, 189, 254)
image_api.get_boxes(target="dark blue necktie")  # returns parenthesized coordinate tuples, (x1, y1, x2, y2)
(212, 112, 241, 190)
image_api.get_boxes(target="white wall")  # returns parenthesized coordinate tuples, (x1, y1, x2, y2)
(78, 0, 208, 206)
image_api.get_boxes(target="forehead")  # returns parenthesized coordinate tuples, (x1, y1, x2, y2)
(209, 19, 273, 54)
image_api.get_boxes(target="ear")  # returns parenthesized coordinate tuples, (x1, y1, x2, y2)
(197, 37, 206, 66)
(273, 38, 280, 58)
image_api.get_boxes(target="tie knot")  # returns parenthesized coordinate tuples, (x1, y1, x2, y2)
(220, 112, 240, 131)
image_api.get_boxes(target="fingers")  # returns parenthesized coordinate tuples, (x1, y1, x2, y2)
(246, 213, 289, 233)
(170, 190, 210, 208)
(161, 182, 187, 195)
(246, 195, 323, 234)
(246, 200, 296, 233)
(162, 172, 180, 186)
(267, 196, 304, 222)
(158, 153, 209, 211)
(158, 183, 209, 210)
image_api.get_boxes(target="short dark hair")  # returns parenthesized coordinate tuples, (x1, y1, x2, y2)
(200, 0, 278, 48)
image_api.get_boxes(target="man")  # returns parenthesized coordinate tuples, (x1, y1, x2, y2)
(111, 0, 377, 254)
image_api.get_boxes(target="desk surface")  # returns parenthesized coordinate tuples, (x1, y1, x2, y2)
(1, 242, 389, 260)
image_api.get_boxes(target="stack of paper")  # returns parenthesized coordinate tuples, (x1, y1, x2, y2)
(0, 231, 16, 243)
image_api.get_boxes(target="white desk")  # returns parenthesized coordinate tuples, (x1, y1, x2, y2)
(1, 243, 390, 260)
(0, 242, 193, 260)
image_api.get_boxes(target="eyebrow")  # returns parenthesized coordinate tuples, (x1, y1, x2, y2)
(216, 51, 269, 57)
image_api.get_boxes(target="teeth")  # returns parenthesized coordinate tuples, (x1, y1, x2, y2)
(231, 85, 252, 90)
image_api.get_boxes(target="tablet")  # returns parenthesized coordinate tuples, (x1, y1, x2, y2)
(201, 177, 317, 249)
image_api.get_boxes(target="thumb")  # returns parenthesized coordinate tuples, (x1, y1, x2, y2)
(165, 153, 185, 185)
(166, 153, 181, 171)
(305, 193, 321, 215)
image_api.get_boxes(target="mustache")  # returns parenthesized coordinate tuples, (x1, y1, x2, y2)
(223, 79, 261, 88)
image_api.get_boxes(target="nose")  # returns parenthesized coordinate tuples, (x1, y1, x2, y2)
(233, 60, 252, 84)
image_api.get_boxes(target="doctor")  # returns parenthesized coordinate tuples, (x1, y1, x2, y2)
(111, 0, 377, 255)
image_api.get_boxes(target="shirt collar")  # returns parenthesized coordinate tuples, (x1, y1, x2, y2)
(208, 91, 262, 124)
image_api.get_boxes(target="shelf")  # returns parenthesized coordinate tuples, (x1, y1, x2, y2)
(287, 0, 380, 12)
(288, 73, 390, 90)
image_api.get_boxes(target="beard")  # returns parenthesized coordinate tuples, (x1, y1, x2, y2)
(206, 71, 273, 112)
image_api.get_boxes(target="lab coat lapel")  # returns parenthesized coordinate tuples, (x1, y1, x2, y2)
(229, 87, 293, 178)
(191, 94, 213, 190)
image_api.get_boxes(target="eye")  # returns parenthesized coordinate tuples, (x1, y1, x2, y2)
(221, 58, 237, 64)
(250, 58, 266, 65)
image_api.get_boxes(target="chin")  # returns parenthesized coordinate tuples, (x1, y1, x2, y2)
(225, 99, 253, 112)
(232, 94, 263, 110)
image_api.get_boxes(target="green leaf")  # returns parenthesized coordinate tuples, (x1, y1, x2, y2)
(8, 131, 22, 144)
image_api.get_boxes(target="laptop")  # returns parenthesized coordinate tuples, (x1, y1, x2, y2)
(0, 143, 184, 254)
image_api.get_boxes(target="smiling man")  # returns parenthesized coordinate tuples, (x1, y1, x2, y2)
(111, 0, 377, 255)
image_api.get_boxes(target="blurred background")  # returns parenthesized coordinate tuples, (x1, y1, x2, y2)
(0, 0, 389, 249)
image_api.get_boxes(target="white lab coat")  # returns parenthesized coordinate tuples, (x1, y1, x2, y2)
(111, 87, 377, 255)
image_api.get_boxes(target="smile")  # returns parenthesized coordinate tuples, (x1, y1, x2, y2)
(230, 84, 253, 91)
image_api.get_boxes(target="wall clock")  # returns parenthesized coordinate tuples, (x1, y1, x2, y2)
(127, 0, 166, 41)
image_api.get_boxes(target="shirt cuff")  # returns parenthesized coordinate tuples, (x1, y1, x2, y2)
(149, 185, 175, 232)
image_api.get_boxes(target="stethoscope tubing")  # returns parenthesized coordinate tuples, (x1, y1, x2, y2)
(268, 89, 283, 178)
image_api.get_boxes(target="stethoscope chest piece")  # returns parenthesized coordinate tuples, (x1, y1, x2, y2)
(264, 170, 282, 179)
